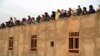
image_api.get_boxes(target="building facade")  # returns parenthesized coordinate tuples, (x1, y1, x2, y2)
(0, 13, 100, 56)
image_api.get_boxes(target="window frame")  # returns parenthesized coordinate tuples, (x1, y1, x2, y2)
(8, 37, 14, 50)
(31, 35, 37, 51)
(69, 32, 79, 53)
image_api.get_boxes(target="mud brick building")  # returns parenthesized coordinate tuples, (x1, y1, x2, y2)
(0, 13, 100, 56)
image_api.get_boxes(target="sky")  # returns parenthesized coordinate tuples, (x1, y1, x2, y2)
(0, 0, 100, 24)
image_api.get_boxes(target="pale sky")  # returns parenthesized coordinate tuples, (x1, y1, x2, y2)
(0, 0, 100, 24)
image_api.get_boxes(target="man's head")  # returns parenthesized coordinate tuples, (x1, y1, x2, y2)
(78, 5, 80, 8)
(89, 5, 93, 9)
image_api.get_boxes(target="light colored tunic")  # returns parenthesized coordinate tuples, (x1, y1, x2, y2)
(55, 12, 60, 20)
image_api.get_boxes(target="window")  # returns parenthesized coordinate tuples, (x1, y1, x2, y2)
(51, 41, 54, 47)
(69, 32, 79, 53)
(31, 35, 37, 51)
(8, 37, 14, 50)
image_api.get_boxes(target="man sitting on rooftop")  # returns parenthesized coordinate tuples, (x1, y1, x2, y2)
(89, 5, 96, 14)
(82, 7, 88, 15)
(77, 5, 83, 16)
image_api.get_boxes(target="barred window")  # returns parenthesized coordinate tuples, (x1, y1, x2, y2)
(31, 35, 37, 51)
(8, 37, 14, 50)
(69, 32, 79, 53)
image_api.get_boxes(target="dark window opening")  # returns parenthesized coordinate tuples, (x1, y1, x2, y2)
(51, 41, 54, 47)
(69, 38, 73, 49)
(75, 38, 79, 48)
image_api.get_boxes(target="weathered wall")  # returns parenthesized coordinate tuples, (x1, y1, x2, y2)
(80, 14, 98, 56)
(96, 12, 100, 56)
(0, 13, 100, 56)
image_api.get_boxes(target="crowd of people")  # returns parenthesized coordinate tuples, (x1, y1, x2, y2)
(0, 5, 100, 29)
